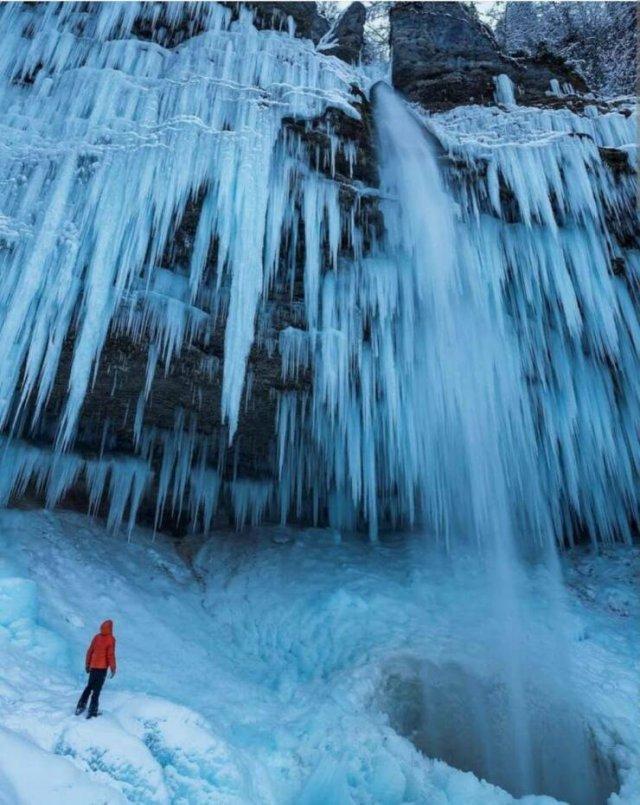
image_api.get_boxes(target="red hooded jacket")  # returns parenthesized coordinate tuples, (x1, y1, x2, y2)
(85, 620, 117, 673)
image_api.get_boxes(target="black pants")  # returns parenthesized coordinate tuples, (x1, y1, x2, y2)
(77, 668, 107, 715)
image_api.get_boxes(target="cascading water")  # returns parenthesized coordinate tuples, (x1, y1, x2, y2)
(373, 82, 613, 803)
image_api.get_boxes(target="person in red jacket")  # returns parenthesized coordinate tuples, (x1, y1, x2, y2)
(75, 619, 117, 719)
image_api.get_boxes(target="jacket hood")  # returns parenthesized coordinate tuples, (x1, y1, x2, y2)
(100, 620, 113, 636)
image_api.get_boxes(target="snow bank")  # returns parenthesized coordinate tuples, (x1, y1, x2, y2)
(0, 509, 636, 802)
(0, 724, 124, 804)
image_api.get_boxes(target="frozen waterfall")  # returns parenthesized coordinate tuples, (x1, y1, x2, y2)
(0, 4, 636, 801)
(0, 1, 637, 549)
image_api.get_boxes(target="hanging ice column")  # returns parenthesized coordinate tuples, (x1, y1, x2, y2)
(0, 1, 360, 444)
(432, 97, 639, 546)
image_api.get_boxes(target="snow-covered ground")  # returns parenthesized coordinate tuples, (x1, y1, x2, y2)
(0, 507, 636, 804)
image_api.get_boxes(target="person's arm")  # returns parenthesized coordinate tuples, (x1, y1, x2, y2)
(85, 637, 95, 672)
(108, 637, 117, 677)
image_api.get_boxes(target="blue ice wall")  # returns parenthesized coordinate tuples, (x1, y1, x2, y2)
(0, 2, 637, 545)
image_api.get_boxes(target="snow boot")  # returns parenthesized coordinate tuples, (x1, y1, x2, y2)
(75, 705, 85, 716)
(86, 710, 100, 719)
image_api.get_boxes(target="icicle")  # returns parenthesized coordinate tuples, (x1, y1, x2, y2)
(0, 436, 150, 533)
(494, 74, 517, 108)
(549, 78, 563, 97)
(229, 479, 272, 529)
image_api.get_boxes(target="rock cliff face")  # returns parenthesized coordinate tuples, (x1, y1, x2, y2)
(247, 2, 329, 43)
(130, 2, 331, 48)
(390, 2, 587, 111)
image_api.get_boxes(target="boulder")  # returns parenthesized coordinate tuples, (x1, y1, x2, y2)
(318, 2, 366, 64)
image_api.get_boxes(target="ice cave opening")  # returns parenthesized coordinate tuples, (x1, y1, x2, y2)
(380, 656, 619, 804)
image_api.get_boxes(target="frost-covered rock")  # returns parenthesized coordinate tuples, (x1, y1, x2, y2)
(390, 2, 587, 110)
(317, 2, 366, 65)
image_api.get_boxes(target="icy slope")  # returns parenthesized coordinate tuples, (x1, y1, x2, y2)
(0, 508, 637, 803)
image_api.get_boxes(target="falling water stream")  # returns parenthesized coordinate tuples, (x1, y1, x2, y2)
(373, 82, 612, 804)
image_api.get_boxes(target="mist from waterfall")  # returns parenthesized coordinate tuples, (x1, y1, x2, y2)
(373, 83, 608, 803)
